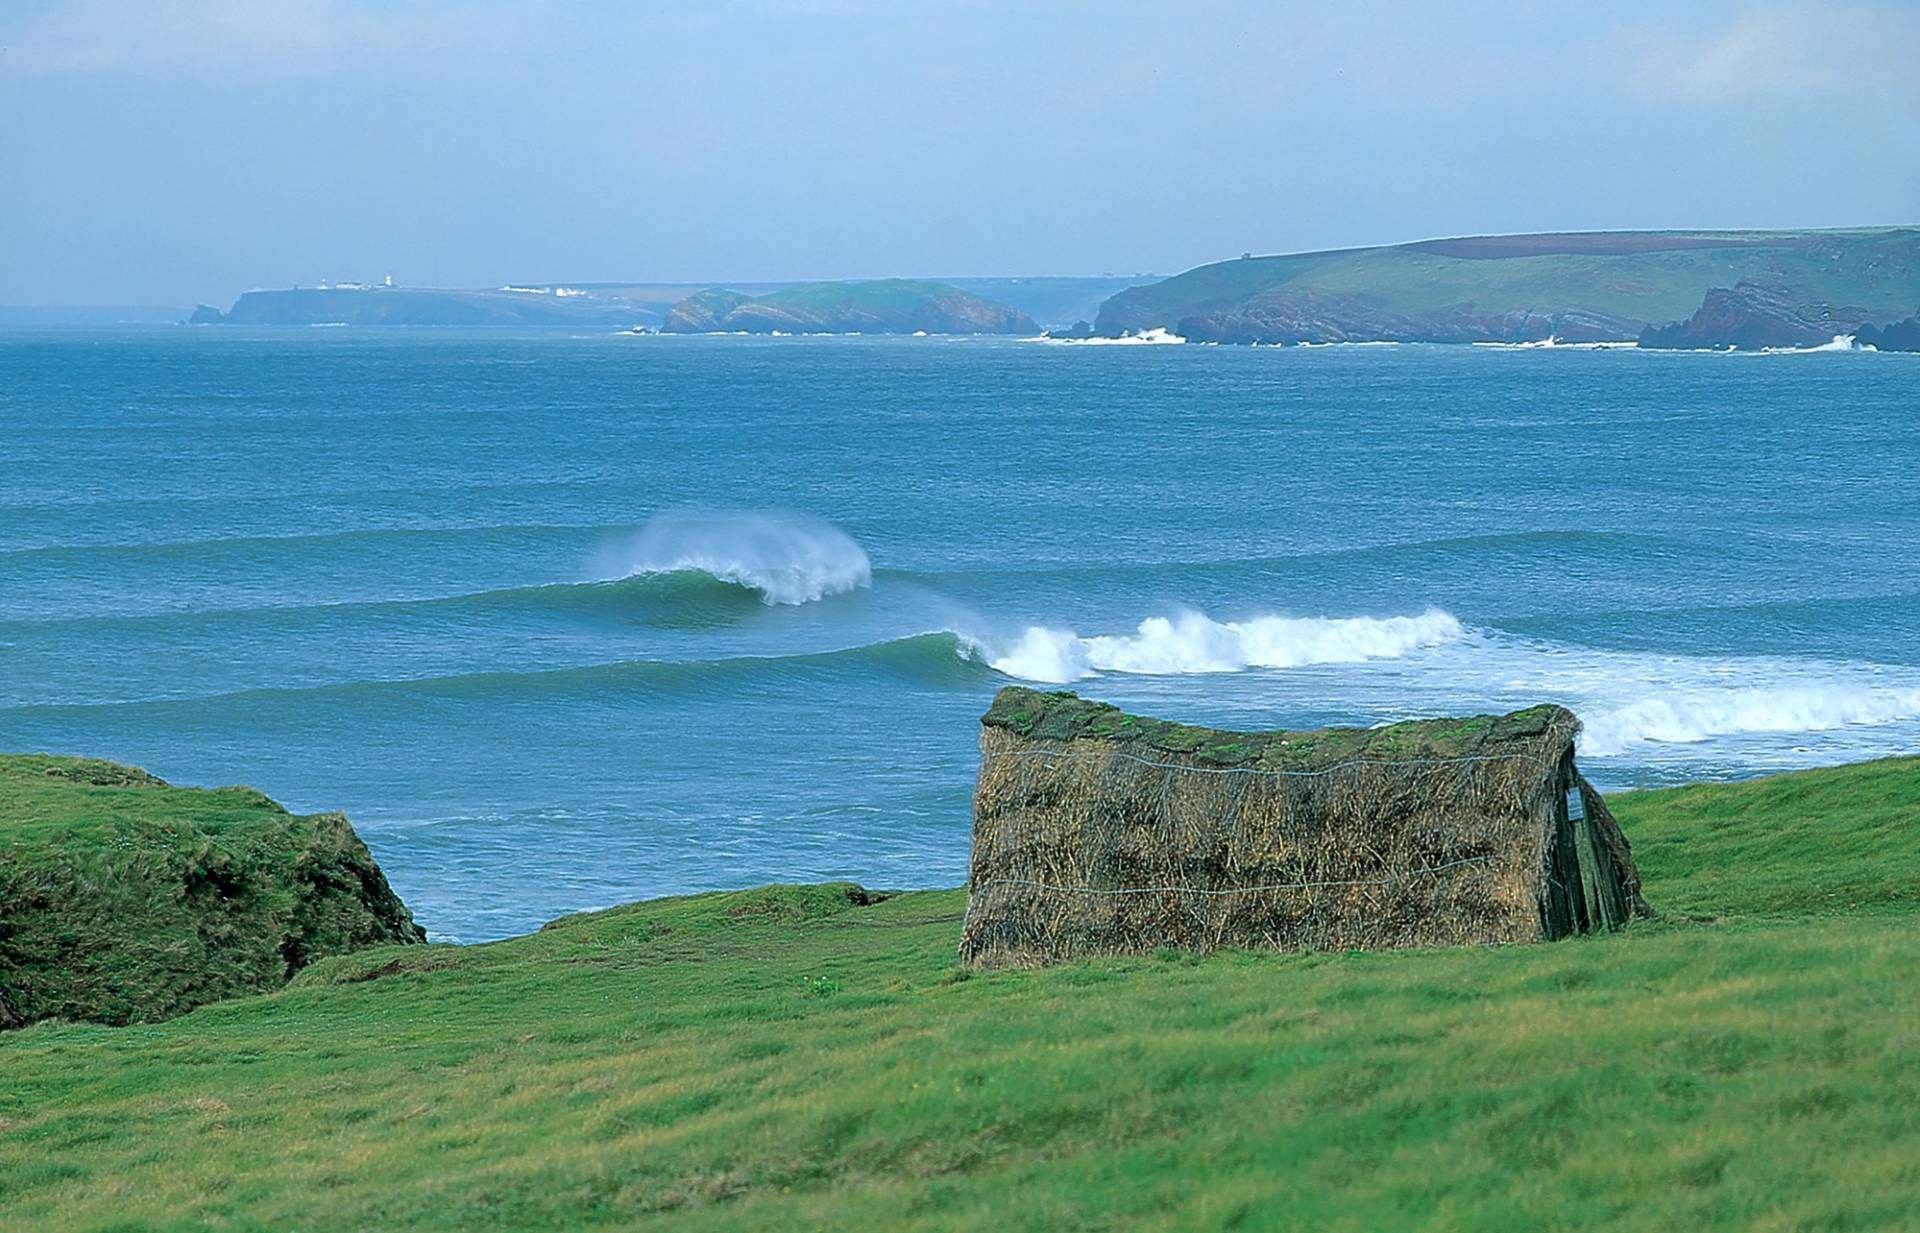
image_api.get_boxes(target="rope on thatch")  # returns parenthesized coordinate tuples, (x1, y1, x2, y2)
(975, 852, 1501, 897)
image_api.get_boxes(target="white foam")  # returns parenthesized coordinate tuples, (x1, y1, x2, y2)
(1027, 327, 1186, 346)
(1757, 334, 1857, 354)
(594, 511, 872, 605)
(1392, 638, 1920, 760)
(1578, 681, 1920, 756)
(973, 608, 1465, 684)
(1471, 338, 1639, 350)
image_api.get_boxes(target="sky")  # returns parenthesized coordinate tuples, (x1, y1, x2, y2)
(1, 0, 1916, 306)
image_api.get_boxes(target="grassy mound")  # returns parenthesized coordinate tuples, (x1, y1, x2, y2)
(0, 758, 1915, 1230)
(0, 755, 423, 1029)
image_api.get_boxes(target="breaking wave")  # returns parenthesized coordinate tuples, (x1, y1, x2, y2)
(1756, 334, 1857, 354)
(1027, 327, 1186, 346)
(592, 512, 871, 606)
(965, 608, 1465, 684)
(1578, 681, 1920, 757)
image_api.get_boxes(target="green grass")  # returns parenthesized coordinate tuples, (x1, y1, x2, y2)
(1613, 755, 1920, 920)
(2, 758, 1916, 1231)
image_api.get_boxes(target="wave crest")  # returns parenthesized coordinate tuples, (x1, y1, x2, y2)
(970, 608, 1465, 684)
(593, 512, 871, 606)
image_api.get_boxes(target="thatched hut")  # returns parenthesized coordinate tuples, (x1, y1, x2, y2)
(958, 687, 1645, 968)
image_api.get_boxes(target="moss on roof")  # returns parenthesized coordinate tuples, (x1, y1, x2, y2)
(981, 687, 1574, 769)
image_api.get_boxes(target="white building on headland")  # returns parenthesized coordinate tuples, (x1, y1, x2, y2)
(315, 275, 397, 290)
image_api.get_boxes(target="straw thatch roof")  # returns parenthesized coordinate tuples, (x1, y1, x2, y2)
(959, 687, 1645, 968)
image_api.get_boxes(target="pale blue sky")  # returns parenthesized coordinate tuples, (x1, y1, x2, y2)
(2, 0, 1915, 305)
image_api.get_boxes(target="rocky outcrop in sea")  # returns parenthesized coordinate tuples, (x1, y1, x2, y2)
(1855, 311, 1920, 352)
(1638, 282, 1875, 350)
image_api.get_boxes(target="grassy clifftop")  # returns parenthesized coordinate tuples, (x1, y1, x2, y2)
(1, 756, 1914, 1229)
(0, 755, 422, 1029)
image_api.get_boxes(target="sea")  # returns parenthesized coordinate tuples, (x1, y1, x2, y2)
(3, 329, 1915, 940)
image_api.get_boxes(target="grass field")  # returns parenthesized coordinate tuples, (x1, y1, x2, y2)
(2, 758, 1916, 1231)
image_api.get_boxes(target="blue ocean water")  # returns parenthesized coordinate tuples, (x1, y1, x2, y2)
(3, 329, 1916, 940)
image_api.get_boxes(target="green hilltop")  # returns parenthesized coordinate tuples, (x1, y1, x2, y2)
(1094, 227, 1920, 345)
(2, 754, 1916, 1230)
(662, 279, 1039, 335)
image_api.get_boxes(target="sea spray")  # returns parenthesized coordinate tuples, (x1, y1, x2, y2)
(593, 512, 871, 606)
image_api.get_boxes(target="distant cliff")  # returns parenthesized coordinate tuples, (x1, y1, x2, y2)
(200, 287, 647, 328)
(661, 280, 1038, 335)
(1093, 228, 1920, 345)
(663, 288, 754, 332)
(183, 277, 1142, 332)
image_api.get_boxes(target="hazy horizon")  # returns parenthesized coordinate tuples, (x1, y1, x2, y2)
(13, 226, 1920, 314)
(3, 0, 1916, 307)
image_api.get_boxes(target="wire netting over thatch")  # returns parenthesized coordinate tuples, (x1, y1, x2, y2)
(958, 688, 1646, 968)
